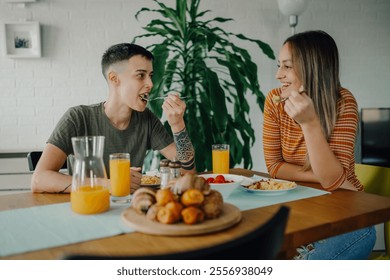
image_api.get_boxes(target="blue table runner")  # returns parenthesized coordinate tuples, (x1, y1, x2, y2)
(0, 180, 329, 257)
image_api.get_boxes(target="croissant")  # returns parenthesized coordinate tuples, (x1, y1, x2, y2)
(170, 173, 195, 194)
(132, 187, 156, 199)
(131, 192, 156, 215)
(131, 187, 156, 214)
(146, 204, 164, 221)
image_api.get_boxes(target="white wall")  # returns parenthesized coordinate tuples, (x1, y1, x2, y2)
(1, 0, 390, 173)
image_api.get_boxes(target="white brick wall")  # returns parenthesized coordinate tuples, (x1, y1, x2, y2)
(1, 0, 390, 173)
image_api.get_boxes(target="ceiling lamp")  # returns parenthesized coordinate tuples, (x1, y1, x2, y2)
(277, 0, 309, 35)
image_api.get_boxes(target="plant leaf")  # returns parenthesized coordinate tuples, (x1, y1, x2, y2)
(134, 0, 274, 171)
(235, 33, 275, 59)
(207, 69, 228, 133)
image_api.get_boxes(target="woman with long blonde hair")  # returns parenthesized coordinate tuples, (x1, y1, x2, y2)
(263, 30, 376, 259)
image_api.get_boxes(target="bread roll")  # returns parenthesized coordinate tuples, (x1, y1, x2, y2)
(180, 188, 204, 207)
(201, 190, 223, 219)
(157, 207, 176, 224)
(181, 206, 205, 225)
(165, 201, 183, 222)
(155, 188, 175, 206)
(193, 176, 211, 195)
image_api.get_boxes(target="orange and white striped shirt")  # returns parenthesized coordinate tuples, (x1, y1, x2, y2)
(263, 87, 363, 191)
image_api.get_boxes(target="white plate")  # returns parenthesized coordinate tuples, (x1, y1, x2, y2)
(239, 185, 297, 196)
(140, 183, 161, 188)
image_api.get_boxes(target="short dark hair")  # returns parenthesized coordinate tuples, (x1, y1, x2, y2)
(101, 43, 154, 79)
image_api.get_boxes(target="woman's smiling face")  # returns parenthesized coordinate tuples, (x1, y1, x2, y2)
(275, 42, 301, 98)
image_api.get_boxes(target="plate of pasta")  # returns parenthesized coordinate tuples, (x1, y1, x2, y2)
(240, 178, 297, 196)
(141, 175, 161, 188)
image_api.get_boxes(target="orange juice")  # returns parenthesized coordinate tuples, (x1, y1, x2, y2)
(110, 158, 130, 197)
(212, 149, 230, 174)
(71, 185, 110, 214)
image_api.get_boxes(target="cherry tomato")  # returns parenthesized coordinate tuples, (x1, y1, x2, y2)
(214, 175, 226, 183)
(206, 177, 215, 183)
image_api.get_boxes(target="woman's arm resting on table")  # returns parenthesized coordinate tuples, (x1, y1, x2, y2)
(276, 161, 357, 191)
(30, 143, 72, 193)
(300, 120, 356, 191)
(285, 91, 357, 191)
(276, 162, 318, 183)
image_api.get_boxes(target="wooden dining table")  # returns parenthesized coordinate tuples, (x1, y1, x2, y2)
(2, 168, 390, 260)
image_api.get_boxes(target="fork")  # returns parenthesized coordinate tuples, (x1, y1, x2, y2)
(272, 96, 289, 104)
(273, 90, 308, 104)
(141, 95, 190, 102)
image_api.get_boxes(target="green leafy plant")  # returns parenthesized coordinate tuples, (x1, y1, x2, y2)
(133, 0, 275, 171)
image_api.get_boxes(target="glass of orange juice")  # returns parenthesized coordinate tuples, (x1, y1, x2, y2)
(212, 144, 230, 174)
(109, 153, 131, 203)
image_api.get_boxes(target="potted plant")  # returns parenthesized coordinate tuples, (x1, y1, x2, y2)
(133, 0, 275, 171)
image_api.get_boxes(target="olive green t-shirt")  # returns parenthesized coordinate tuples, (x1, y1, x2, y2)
(47, 102, 173, 174)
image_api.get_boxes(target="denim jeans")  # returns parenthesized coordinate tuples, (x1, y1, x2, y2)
(294, 226, 376, 260)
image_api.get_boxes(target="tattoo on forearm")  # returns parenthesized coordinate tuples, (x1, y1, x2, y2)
(173, 128, 195, 170)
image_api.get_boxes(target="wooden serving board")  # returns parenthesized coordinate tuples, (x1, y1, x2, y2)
(121, 203, 242, 236)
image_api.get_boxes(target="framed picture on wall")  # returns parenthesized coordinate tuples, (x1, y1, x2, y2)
(3, 21, 41, 58)
(3, 0, 37, 4)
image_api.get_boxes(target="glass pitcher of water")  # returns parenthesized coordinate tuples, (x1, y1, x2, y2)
(70, 136, 110, 214)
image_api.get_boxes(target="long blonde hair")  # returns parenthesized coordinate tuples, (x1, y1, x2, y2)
(284, 30, 341, 170)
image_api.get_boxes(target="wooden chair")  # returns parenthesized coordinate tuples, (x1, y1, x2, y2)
(65, 206, 290, 260)
(355, 163, 390, 259)
(27, 151, 67, 171)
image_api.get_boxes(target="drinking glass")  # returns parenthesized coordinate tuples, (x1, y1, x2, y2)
(109, 153, 131, 203)
(212, 144, 230, 174)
